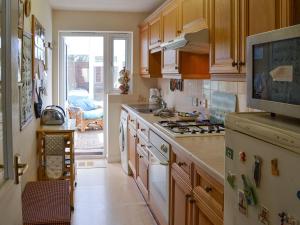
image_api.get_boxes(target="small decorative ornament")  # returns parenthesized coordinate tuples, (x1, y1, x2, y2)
(258, 205, 270, 225)
(25, 0, 31, 17)
(239, 151, 246, 162)
(254, 155, 262, 187)
(227, 171, 236, 189)
(238, 190, 248, 216)
(271, 159, 280, 176)
(225, 147, 234, 160)
(297, 191, 300, 200)
(118, 67, 130, 94)
(241, 174, 257, 206)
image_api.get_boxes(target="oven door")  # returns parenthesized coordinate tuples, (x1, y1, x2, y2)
(148, 146, 169, 225)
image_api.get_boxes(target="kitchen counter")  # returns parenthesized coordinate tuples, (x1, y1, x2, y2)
(122, 104, 225, 184)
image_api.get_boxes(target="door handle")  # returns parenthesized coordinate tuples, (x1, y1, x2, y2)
(14, 155, 28, 184)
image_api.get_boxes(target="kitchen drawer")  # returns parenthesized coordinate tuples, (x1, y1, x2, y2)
(137, 119, 149, 142)
(171, 147, 193, 183)
(137, 137, 149, 161)
(193, 165, 224, 220)
(128, 113, 137, 129)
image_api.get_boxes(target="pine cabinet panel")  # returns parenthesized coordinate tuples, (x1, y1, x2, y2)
(209, 0, 239, 74)
(128, 125, 137, 178)
(179, 0, 208, 34)
(170, 168, 193, 225)
(149, 16, 162, 50)
(140, 24, 149, 75)
(162, 2, 180, 75)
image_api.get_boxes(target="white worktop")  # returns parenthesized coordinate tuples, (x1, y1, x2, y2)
(122, 104, 225, 184)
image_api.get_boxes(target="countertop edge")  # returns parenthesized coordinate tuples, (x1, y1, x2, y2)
(122, 104, 225, 184)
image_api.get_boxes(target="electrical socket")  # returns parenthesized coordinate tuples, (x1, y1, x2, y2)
(192, 97, 198, 107)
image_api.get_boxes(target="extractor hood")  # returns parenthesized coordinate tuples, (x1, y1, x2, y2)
(160, 28, 209, 54)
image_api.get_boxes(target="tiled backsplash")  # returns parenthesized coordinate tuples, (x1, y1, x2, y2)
(158, 79, 251, 113)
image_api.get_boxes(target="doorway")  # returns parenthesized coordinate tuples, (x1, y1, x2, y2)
(59, 32, 132, 164)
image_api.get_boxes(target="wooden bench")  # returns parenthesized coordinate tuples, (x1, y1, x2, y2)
(22, 180, 71, 225)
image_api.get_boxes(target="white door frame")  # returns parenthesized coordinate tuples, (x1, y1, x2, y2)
(58, 32, 132, 159)
(0, 0, 23, 223)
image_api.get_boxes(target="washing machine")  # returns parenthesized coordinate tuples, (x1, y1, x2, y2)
(119, 110, 131, 175)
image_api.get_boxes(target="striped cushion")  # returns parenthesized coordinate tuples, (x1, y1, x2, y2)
(22, 180, 71, 225)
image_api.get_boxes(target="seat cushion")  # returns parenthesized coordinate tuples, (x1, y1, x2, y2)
(82, 108, 104, 120)
(69, 98, 99, 111)
(22, 180, 71, 225)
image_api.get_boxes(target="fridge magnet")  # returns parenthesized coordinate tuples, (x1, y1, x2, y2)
(241, 174, 257, 206)
(238, 190, 248, 216)
(278, 212, 288, 225)
(258, 205, 270, 225)
(271, 159, 279, 176)
(239, 151, 246, 162)
(225, 147, 234, 160)
(254, 155, 262, 187)
(297, 191, 300, 200)
(227, 171, 236, 189)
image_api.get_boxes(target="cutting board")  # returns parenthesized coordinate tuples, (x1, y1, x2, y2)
(210, 91, 237, 124)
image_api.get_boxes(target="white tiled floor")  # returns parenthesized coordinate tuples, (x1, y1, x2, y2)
(72, 163, 157, 225)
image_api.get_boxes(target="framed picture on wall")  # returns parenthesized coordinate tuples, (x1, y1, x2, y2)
(18, 0, 25, 31)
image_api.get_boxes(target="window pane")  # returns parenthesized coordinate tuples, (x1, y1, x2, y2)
(113, 39, 126, 90)
(65, 36, 104, 101)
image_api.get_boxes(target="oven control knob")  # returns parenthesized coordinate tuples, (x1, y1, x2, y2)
(160, 144, 168, 153)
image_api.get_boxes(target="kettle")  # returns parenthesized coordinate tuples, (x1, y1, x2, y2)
(149, 88, 160, 104)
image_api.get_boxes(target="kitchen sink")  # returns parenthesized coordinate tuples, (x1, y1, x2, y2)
(128, 104, 161, 114)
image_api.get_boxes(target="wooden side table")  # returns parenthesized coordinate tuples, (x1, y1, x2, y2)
(36, 119, 76, 208)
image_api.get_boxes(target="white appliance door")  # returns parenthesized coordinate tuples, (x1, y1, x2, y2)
(149, 147, 169, 225)
(225, 129, 300, 225)
(119, 117, 129, 175)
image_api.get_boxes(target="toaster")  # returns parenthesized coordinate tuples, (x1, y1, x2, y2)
(41, 105, 66, 125)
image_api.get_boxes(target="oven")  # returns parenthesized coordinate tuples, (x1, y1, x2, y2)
(148, 130, 170, 225)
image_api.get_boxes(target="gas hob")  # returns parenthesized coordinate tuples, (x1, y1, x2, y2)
(154, 120, 225, 137)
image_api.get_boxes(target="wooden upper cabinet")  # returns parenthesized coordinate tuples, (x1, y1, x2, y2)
(239, 0, 280, 73)
(179, 0, 208, 34)
(162, 1, 180, 75)
(209, 0, 239, 74)
(140, 24, 149, 75)
(139, 24, 162, 78)
(149, 16, 162, 50)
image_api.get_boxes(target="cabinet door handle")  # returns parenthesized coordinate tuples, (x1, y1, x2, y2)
(232, 61, 238, 67)
(185, 194, 192, 199)
(205, 186, 213, 193)
(139, 155, 143, 159)
(140, 128, 146, 132)
(175, 66, 179, 70)
(178, 162, 187, 167)
(239, 61, 245, 66)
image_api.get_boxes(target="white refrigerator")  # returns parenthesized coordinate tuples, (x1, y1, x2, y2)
(225, 112, 300, 225)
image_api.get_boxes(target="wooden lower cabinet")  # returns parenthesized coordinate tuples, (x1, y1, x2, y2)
(170, 168, 193, 225)
(136, 144, 149, 201)
(170, 158, 224, 225)
(128, 125, 137, 178)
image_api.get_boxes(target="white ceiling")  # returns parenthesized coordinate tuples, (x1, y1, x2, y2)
(49, 0, 166, 12)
